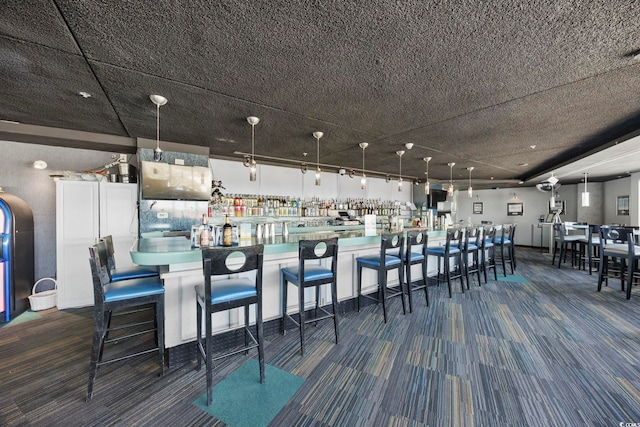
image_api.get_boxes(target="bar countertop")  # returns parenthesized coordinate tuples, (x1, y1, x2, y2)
(130, 228, 447, 266)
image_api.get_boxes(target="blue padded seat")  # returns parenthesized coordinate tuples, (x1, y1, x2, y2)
(402, 230, 429, 313)
(282, 265, 334, 282)
(196, 245, 265, 406)
(426, 228, 464, 296)
(356, 255, 402, 268)
(87, 241, 164, 401)
(195, 278, 257, 305)
(356, 232, 406, 323)
(110, 265, 159, 282)
(103, 276, 164, 303)
(281, 238, 339, 356)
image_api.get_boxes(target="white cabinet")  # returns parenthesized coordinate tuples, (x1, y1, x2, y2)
(56, 181, 138, 309)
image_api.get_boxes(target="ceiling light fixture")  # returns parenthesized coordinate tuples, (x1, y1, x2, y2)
(247, 116, 260, 181)
(423, 157, 431, 196)
(396, 150, 405, 192)
(405, 143, 413, 150)
(313, 131, 323, 186)
(582, 172, 590, 207)
(78, 91, 91, 98)
(447, 162, 455, 196)
(359, 142, 368, 190)
(467, 166, 474, 198)
(150, 94, 168, 162)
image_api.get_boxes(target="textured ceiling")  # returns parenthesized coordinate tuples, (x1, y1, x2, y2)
(1, 0, 639, 187)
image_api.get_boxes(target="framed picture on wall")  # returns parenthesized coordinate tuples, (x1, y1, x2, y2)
(473, 202, 483, 214)
(507, 202, 524, 216)
(617, 195, 629, 215)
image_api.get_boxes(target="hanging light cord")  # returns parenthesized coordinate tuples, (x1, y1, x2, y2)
(155, 103, 160, 150)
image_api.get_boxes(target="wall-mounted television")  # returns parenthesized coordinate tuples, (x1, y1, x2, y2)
(141, 161, 212, 201)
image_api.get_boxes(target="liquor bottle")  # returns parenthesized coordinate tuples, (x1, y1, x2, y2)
(199, 214, 210, 247)
(222, 215, 233, 246)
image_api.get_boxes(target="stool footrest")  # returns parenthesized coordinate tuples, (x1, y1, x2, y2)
(197, 326, 259, 363)
(98, 346, 160, 366)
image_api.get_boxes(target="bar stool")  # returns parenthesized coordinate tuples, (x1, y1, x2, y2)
(494, 224, 516, 276)
(480, 225, 498, 283)
(597, 227, 639, 299)
(102, 235, 158, 281)
(460, 226, 482, 287)
(281, 237, 339, 355)
(356, 232, 405, 323)
(87, 241, 165, 401)
(426, 228, 465, 297)
(402, 229, 429, 313)
(551, 223, 582, 269)
(196, 245, 265, 406)
(578, 224, 601, 275)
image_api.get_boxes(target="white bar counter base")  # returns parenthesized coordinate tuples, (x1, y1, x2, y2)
(131, 229, 448, 349)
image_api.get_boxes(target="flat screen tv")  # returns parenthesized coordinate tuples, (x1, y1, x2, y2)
(141, 161, 212, 201)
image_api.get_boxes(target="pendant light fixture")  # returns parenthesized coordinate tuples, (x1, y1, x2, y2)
(467, 166, 474, 197)
(247, 116, 260, 181)
(447, 162, 455, 196)
(313, 131, 323, 186)
(359, 142, 368, 189)
(423, 157, 431, 195)
(150, 95, 168, 162)
(396, 150, 405, 192)
(582, 172, 590, 207)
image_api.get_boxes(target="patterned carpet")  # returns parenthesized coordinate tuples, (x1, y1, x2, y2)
(1, 248, 638, 426)
(266, 248, 640, 426)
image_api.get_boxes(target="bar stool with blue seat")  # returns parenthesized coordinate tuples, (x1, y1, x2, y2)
(597, 227, 640, 299)
(356, 232, 406, 323)
(426, 228, 465, 297)
(87, 241, 165, 401)
(460, 226, 482, 287)
(402, 229, 429, 313)
(196, 244, 265, 406)
(494, 224, 516, 276)
(480, 225, 498, 283)
(281, 237, 339, 356)
(102, 235, 158, 281)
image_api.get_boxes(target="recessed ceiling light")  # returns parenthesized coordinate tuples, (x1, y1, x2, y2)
(32, 160, 47, 169)
(519, 163, 529, 167)
(530, 145, 536, 149)
(490, 177, 494, 180)
(518, 181, 524, 184)
(78, 91, 92, 98)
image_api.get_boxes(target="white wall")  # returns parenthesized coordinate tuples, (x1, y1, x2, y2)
(455, 185, 582, 247)
(603, 176, 635, 225)
(209, 158, 411, 203)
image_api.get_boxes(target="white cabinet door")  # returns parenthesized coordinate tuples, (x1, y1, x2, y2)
(99, 182, 138, 268)
(56, 181, 99, 309)
(56, 181, 139, 309)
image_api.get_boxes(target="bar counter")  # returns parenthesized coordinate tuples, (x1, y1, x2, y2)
(130, 228, 447, 349)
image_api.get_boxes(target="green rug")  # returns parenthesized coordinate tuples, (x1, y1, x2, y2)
(1, 310, 41, 328)
(193, 359, 305, 427)
(496, 274, 529, 283)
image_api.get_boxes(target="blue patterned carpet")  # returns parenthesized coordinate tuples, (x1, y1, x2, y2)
(264, 248, 640, 426)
